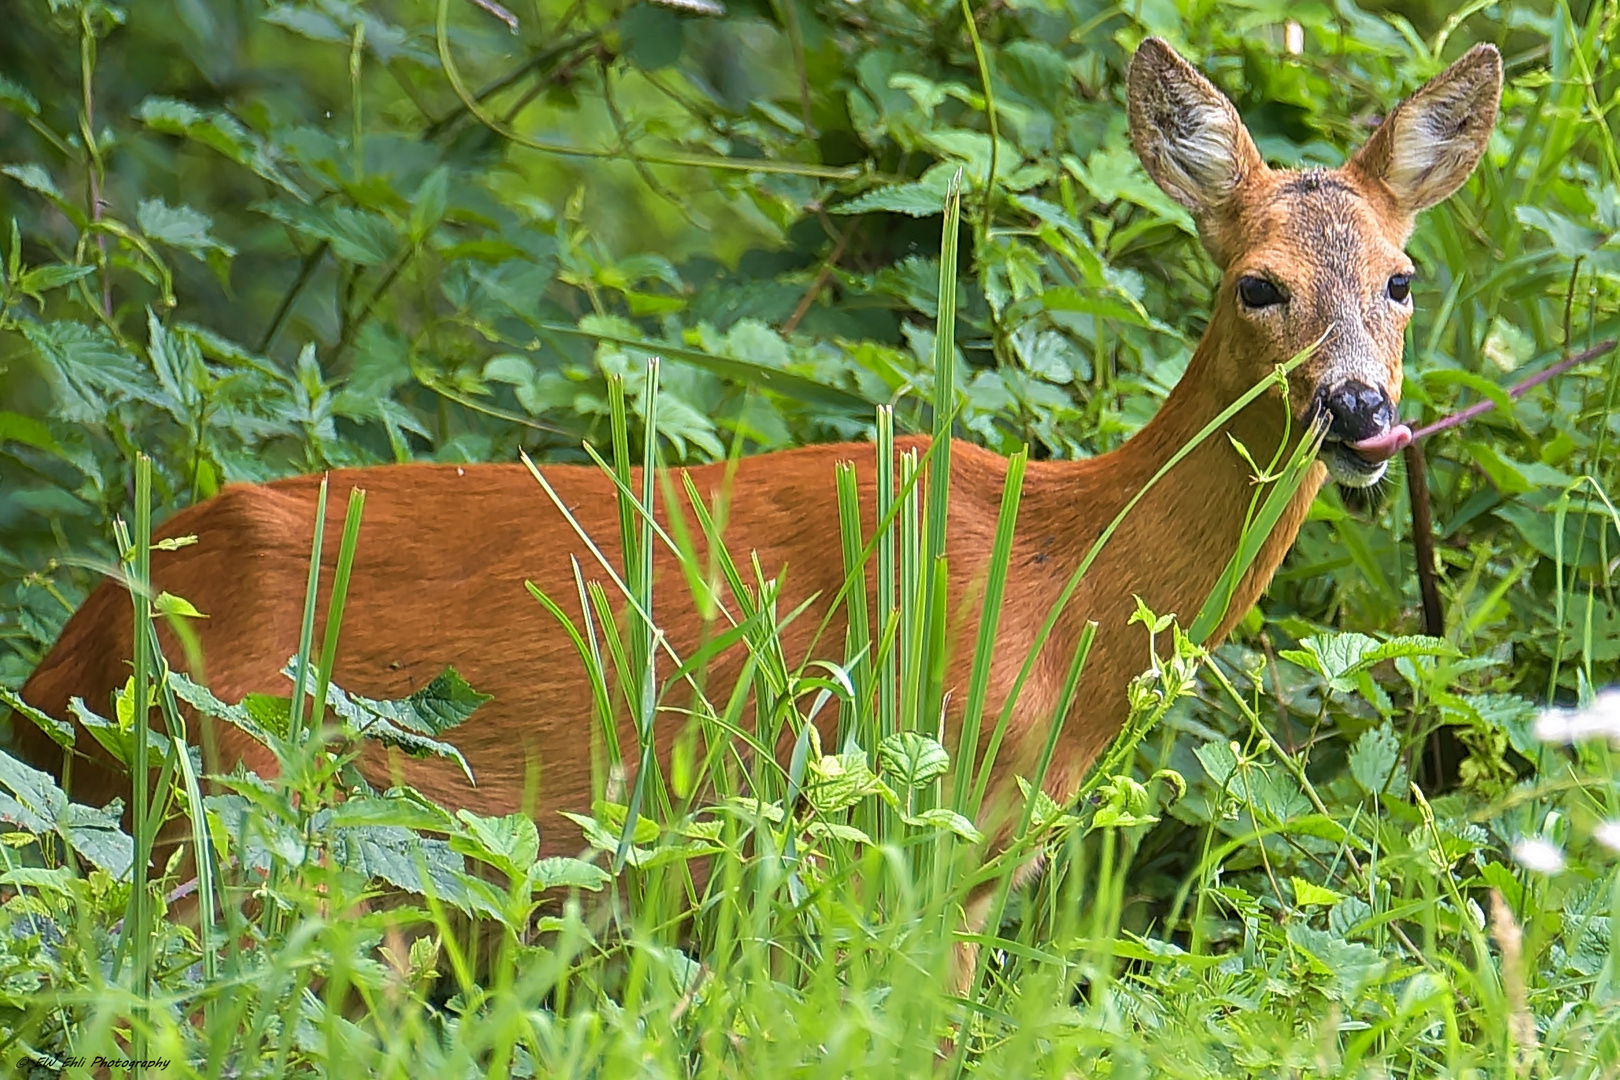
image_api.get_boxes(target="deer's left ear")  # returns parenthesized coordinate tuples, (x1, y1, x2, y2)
(1350, 44, 1502, 216)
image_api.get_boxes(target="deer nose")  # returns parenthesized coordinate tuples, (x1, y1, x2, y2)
(1318, 381, 1394, 443)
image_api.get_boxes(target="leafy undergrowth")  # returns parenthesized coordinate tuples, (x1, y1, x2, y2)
(2, 0, 1620, 1076)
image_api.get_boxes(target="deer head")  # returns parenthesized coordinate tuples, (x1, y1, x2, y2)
(1127, 38, 1502, 489)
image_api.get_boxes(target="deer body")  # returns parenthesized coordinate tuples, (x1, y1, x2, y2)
(16, 394, 1310, 852)
(11, 40, 1501, 956)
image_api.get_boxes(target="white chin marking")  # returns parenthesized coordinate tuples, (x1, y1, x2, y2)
(1323, 445, 1387, 488)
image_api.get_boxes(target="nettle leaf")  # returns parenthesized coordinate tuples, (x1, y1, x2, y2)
(167, 671, 272, 744)
(137, 199, 235, 259)
(21, 320, 158, 422)
(328, 791, 455, 834)
(1193, 740, 1240, 788)
(291, 665, 486, 781)
(346, 667, 491, 737)
(1471, 693, 1542, 758)
(1286, 924, 1387, 1002)
(903, 808, 983, 843)
(1014, 776, 1067, 831)
(1515, 205, 1606, 260)
(833, 178, 951, 217)
(0, 750, 132, 877)
(0, 74, 39, 117)
(528, 857, 611, 892)
(0, 687, 74, 749)
(256, 200, 399, 265)
(877, 731, 950, 790)
(453, 809, 539, 879)
(1348, 722, 1404, 798)
(16, 263, 96, 299)
(805, 752, 891, 815)
(330, 823, 491, 915)
(137, 97, 301, 197)
(1291, 877, 1345, 907)
(1280, 633, 1458, 693)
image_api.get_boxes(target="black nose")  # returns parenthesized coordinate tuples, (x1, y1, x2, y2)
(1316, 381, 1394, 442)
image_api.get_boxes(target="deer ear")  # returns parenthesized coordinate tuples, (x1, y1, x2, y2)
(1350, 44, 1502, 215)
(1127, 38, 1266, 224)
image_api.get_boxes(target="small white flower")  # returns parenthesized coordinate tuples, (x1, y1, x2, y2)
(1534, 687, 1620, 745)
(1512, 837, 1565, 874)
(1594, 820, 1620, 855)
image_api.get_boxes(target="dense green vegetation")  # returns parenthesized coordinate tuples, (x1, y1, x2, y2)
(1, 0, 1619, 1075)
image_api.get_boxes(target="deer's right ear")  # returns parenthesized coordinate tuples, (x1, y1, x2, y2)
(1127, 38, 1265, 226)
(1348, 44, 1502, 217)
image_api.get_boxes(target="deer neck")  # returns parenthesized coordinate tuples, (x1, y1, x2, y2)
(1021, 330, 1326, 645)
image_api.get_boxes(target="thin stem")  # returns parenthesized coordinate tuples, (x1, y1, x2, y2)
(1410, 339, 1614, 442)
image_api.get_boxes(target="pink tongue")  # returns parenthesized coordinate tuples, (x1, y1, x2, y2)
(1347, 424, 1413, 462)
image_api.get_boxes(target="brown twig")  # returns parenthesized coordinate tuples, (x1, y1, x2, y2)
(1399, 338, 1610, 639)
(1410, 339, 1614, 442)
(781, 223, 857, 335)
(1403, 442, 1444, 637)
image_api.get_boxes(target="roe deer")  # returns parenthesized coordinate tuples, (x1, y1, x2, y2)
(12, 38, 1500, 977)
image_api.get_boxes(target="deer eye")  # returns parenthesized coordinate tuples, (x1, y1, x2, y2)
(1387, 273, 1413, 303)
(1237, 276, 1285, 309)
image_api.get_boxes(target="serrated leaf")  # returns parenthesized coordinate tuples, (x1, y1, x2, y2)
(1348, 722, 1403, 798)
(16, 263, 96, 297)
(410, 167, 449, 244)
(877, 731, 950, 790)
(453, 809, 539, 879)
(256, 200, 398, 265)
(137, 199, 235, 258)
(2, 163, 65, 203)
(903, 807, 983, 843)
(805, 752, 889, 814)
(833, 182, 949, 217)
(0, 74, 39, 117)
(20, 320, 157, 423)
(1286, 633, 1458, 692)
(1291, 876, 1344, 907)
(0, 750, 132, 876)
(805, 820, 874, 844)
(329, 793, 456, 833)
(528, 856, 610, 892)
(0, 687, 74, 749)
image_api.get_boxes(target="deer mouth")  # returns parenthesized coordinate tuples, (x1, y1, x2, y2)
(1320, 424, 1412, 487)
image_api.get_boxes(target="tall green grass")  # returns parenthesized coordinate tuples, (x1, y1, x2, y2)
(6, 5, 1620, 1077)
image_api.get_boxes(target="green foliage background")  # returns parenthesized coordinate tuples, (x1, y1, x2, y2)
(2, 0, 1620, 1075)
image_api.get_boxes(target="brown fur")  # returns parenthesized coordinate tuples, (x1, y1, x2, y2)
(10, 40, 1500, 982)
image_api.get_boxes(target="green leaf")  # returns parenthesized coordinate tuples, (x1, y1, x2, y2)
(136, 98, 302, 197)
(452, 809, 539, 879)
(528, 856, 611, 892)
(329, 792, 456, 833)
(331, 824, 492, 916)
(0, 74, 39, 117)
(1515, 205, 1604, 259)
(833, 177, 952, 217)
(1280, 633, 1459, 693)
(0, 750, 132, 877)
(2, 163, 64, 203)
(409, 167, 450, 244)
(137, 198, 235, 259)
(903, 807, 983, 843)
(1290, 877, 1345, 907)
(877, 731, 950, 790)
(805, 752, 890, 814)
(0, 687, 74, 749)
(256, 200, 398, 265)
(1348, 722, 1402, 798)
(1495, 502, 1619, 570)
(20, 320, 155, 422)
(16, 263, 96, 297)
